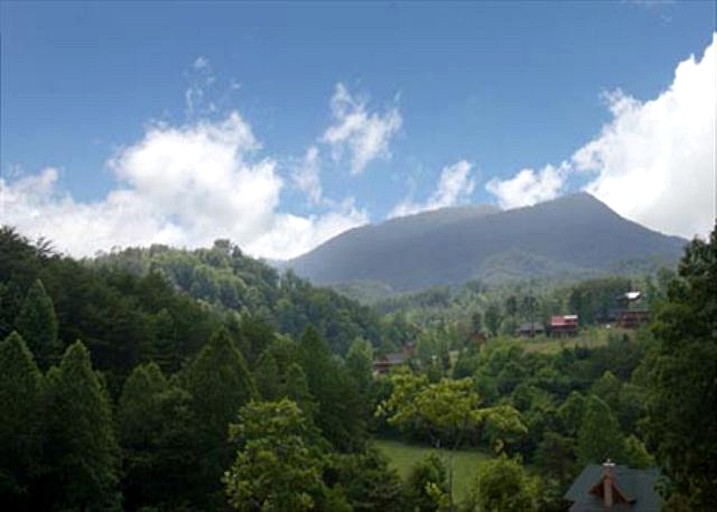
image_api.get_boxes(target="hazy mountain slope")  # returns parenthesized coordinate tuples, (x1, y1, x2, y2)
(288, 194, 686, 291)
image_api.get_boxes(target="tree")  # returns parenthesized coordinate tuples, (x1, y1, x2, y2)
(14, 279, 60, 370)
(643, 225, 717, 507)
(185, 328, 257, 504)
(0, 332, 44, 506)
(466, 455, 536, 512)
(403, 453, 449, 512)
(43, 341, 120, 510)
(345, 337, 375, 396)
(299, 327, 367, 451)
(329, 448, 405, 512)
(117, 362, 199, 510)
(377, 373, 479, 509)
(576, 395, 625, 465)
(223, 399, 326, 511)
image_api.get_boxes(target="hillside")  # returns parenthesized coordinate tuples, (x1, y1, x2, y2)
(288, 193, 686, 291)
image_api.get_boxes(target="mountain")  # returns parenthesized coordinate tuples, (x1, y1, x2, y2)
(288, 193, 686, 291)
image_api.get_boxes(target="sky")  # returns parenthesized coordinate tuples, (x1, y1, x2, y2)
(1, 1, 715, 260)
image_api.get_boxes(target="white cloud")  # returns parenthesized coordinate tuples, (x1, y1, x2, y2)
(486, 164, 567, 210)
(486, 34, 716, 239)
(322, 83, 402, 174)
(390, 160, 476, 217)
(185, 56, 218, 118)
(1, 113, 368, 260)
(291, 146, 322, 204)
(249, 198, 369, 259)
(575, 34, 716, 239)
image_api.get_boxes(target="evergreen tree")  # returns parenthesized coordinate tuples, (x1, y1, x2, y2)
(644, 225, 717, 507)
(185, 328, 257, 504)
(299, 327, 367, 451)
(43, 341, 120, 510)
(14, 279, 60, 369)
(0, 332, 44, 507)
(118, 362, 199, 510)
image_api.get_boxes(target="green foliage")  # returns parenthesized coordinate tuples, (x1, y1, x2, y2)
(329, 448, 405, 512)
(465, 455, 537, 512)
(378, 372, 484, 449)
(0, 332, 44, 505)
(568, 276, 631, 325)
(14, 279, 60, 370)
(299, 327, 367, 451)
(404, 453, 449, 512)
(224, 399, 326, 512)
(576, 395, 625, 465)
(346, 337, 375, 396)
(43, 341, 120, 510)
(643, 225, 717, 507)
(117, 363, 199, 510)
(185, 328, 257, 503)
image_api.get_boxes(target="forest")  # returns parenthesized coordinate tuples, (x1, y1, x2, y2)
(0, 224, 715, 511)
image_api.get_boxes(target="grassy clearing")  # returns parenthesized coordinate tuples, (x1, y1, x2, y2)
(373, 438, 490, 503)
(519, 326, 629, 355)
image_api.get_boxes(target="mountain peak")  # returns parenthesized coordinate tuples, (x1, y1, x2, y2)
(289, 193, 685, 291)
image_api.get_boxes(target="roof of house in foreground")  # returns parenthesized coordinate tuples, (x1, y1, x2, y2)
(564, 464, 661, 512)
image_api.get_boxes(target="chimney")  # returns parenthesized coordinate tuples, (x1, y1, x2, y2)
(603, 459, 616, 507)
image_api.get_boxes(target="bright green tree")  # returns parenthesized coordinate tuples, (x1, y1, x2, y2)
(223, 399, 326, 511)
(0, 332, 44, 505)
(14, 279, 59, 369)
(644, 225, 717, 508)
(43, 341, 120, 510)
(466, 455, 537, 512)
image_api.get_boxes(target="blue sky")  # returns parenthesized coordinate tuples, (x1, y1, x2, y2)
(1, 1, 715, 259)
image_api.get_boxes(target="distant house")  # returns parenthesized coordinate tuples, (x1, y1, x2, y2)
(515, 322, 545, 337)
(550, 314, 579, 337)
(373, 342, 415, 376)
(615, 291, 650, 329)
(564, 461, 661, 511)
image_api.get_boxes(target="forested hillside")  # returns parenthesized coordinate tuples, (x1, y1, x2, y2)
(1, 224, 714, 511)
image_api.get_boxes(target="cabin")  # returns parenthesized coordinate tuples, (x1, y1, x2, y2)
(372, 342, 415, 376)
(564, 461, 660, 511)
(615, 291, 650, 329)
(550, 314, 579, 337)
(515, 322, 545, 338)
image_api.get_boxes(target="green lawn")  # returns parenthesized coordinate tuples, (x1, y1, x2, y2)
(373, 438, 490, 504)
(519, 326, 629, 355)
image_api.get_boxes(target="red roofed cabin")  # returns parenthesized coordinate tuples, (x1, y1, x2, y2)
(550, 315, 579, 338)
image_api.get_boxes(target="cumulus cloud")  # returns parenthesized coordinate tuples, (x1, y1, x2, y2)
(485, 164, 567, 210)
(487, 34, 715, 238)
(390, 160, 476, 217)
(575, 34, 716, 239)
(1, 113, 367, 260)
(322, 83, 402, 174)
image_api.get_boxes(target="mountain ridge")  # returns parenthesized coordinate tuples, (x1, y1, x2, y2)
(288, 193, 686, 291)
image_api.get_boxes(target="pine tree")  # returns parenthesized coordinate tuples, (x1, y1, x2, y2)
(43, 341, 120, 510)
(118, 362, 199, 509)
(0, 332, 44, 506)
(14, 279, 60, 370)
(185, 328, 257, 504)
